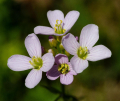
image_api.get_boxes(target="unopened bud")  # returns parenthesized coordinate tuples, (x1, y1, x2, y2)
(59, 43, 64, 50)
(41, 46, 45, 54)
(56, 36, 62, 42)
(41, 46, 47, 55)
(65, 50, 70, 57)
(48, 49, 54, 55)
(75, 36, 78, 41)
(49, 36, 57, 47)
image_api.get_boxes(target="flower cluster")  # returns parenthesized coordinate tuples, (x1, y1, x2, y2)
(7, 10, 112, 89)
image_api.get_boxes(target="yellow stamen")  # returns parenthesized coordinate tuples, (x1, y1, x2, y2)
(83, 57, 86, 60)
(63, 29, 66, 33)
(54, 27, 57, 31)
(60, 20, 62, 24)
(56, 20, 58, 24)
(77, 46, 88, 60)
(54, 20, 66, 34)
(80, 46, 82, 50)
(55, 24, 57, 27)
(58, 64, 70, 74)
(29, 56, 43, 70)
(29, 61, 33, 65)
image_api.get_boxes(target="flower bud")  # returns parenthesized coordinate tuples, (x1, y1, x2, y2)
(41, 46, 45, 54)
(65, 50, 70, 57)
(75, 36, 78, 41)
(48, 49, 54, 55)
(56, 36, 62, 42)
(59, 43, 64, 50)
(49, 36, 57, 47)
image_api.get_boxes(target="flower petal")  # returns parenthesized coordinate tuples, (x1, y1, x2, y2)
(53, 33, 67, 36)
(63, 11, 80, 30)
(25, 33, 42, 58)
(34, 26, 55, 35)
(41, 53, 55, 72)
(46, 65, 61, 80)
(60, 73, 73, 85)
(47, 10, 64, 28)
(87, 45, 112, 61)
(62, 33, 80, 55)
(70, 56, 88, 73)
(55, 54, 68, 65)
(80, 24, 99, 50)
(7, 55, 33, 71)
(67, 62, 77, 75)
(25, 69, 42, 88)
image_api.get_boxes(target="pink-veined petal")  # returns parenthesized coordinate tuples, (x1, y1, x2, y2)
(60, 73, 73, 85)
(80, 24, 99, 50)
(67, 62, 77, 75)
(47, 10, 64, 28)
(25, 33, 41, 58)
(7, 55, 33, 71)
(25, 69, 42, 89)
(62, 33, 80, 55)
(55, 54, 68, 65)
(87, 45, 112, 61)
(70, 56, 88, 73)
(34, 26, 55, 35)
(41, 53, 55, 72)
(46, 65, 61, 80)
(63, 11, 80, 30)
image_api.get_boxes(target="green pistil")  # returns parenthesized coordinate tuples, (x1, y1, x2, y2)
(29, 56, 43, 70)
(58, 64, 69, 74)
(77, 46, 88, 60)
(54, 20, 66, 34)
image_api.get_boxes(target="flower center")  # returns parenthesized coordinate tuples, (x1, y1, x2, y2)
(54, 20, 66, 34)
(29, 56, 43, 70)
(77, 46, 88, 60)
(58, 63, 70, 74)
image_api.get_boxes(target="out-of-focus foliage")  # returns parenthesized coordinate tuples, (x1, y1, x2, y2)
(0, 0, 120, 101)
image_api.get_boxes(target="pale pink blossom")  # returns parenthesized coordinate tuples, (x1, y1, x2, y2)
(47, 54, 77, 85)
(34, 10, 80, 36)
(62, 24, 112, 73)
(7, 34, 55, 88)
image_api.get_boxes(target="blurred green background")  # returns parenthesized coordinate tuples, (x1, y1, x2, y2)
(0, 0, 120, 101)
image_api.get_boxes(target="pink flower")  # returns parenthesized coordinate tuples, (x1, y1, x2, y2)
(46, 54, 77, 85)
(7, 34, 55, 88)
(62, 24, 112, 73)
(34, 10, 80, 36)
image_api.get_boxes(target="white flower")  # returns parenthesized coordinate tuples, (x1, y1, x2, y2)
(34, 10, 80, 36)
(7, 34, 55, 88)
(62, 24, 112, 73)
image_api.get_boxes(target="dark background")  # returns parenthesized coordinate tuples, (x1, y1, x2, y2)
(0, 0, 120, 101)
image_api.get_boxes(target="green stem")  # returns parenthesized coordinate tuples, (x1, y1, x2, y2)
(61, 84, 65, 100)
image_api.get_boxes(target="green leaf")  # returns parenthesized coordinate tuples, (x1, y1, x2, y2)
(23, 86, 59, 101)
(41, 85, 61, 94)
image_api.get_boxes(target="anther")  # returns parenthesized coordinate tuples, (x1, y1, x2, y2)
(29, 56, 43, 70)
(56, 20, 58, 24)
(55, 24, 57, 27)
(80, 46, 82, 50)
(63, 29, 66, 33)
(54, 27, 57, 31)
(77, 46, 88, 60)
(60, 20, 62, 24)
(54, 20, 66, 34)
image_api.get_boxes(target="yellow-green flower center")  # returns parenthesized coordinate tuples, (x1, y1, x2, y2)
(54, 20, 66, 34)
(29, 56, 43, 70)
(77, 46, 88, 60)
(58, 63, 69, 74)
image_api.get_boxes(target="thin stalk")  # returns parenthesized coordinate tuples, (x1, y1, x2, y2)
(61, 84, 65, 101)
